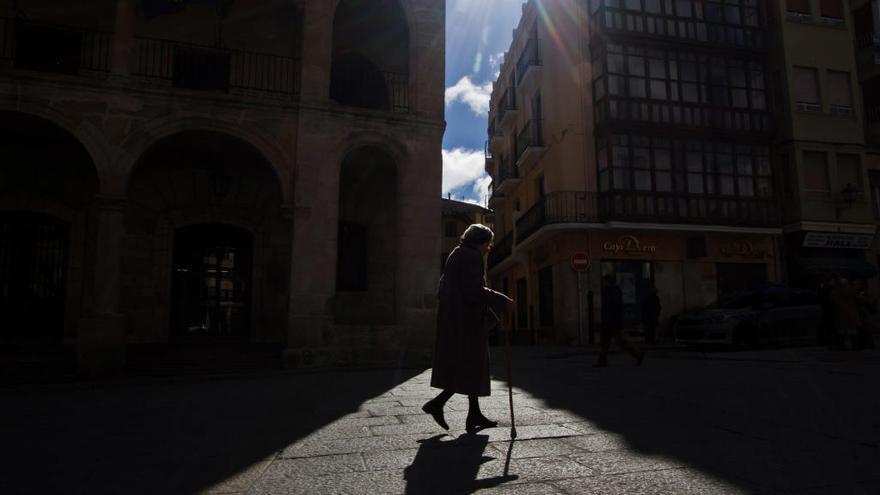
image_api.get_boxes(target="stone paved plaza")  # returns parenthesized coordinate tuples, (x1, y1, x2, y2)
(1, 346, 879, 494)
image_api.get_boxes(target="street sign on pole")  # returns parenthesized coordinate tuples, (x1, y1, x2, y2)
(571, 252, 590, 272)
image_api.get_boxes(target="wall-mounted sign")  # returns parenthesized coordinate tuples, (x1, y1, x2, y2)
(602, 235, 657, 256)
(720, 239, 771, 259)
(802, 233, 873, 250)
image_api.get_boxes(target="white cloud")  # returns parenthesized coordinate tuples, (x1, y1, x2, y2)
(472, 174, 493, 206)
(445, 76, 493, 115)
(442, 147, 487, 196)
(489, 52, 505, 69)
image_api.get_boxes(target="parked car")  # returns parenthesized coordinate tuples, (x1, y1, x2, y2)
(674, 285, 822, 347)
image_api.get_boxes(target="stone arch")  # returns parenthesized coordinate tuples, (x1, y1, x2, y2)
(330, 0, 412, 111)
(0, 110, 102, 342)
(0, 100, 111, 193)
(121, 118, 293, 205)
(122, 130, 292, 344)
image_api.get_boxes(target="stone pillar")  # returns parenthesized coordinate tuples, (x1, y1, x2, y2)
(282, 2, 337, 368)
(111, 0, 136, 75)
(77, 196, 127, 377)
(395, 134, 443, 364)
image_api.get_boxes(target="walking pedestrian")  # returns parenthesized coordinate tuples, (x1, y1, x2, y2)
(596, 274, 644, 367)
(422, 224, 515, 433)
(641, 286, 661, 346)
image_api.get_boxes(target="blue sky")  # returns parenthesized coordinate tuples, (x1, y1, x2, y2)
(442, 0, 523, 206)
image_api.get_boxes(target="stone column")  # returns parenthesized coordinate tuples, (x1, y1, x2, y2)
(111, 0, 136, 75)
(77, 196, 127, 377)
(283, 0, 337, 368)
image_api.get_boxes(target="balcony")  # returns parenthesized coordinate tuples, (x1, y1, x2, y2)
(515, 119, 545, 170)
(488, 119, 503, 149)
(516, 192, 600, 244)
(0, 17, 111, 75)
(515, 38, 541, 89)
(487, 231, 513, 270)
(134, 37, 301, 97)
(0, 17, 301, 99)
(493, 157, 519, 196)
(497, 86, 518, 129)
(599, 192, 780, 228)
(590, 5, 766, 51)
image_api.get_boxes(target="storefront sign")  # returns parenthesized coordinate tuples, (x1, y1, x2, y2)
(720, 239, 771, 259)
(602, 235, 657, 256)
(802, 233, 873, 250)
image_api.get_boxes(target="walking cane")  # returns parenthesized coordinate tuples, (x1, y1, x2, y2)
(490, 308, 517, 439)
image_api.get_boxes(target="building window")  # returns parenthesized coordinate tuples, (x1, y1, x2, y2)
(828, 71, 853, 115)
(601, 134, 771, 201)
(787, 0, 810, 15)
(803, 151, 830, 194)
(444, 221, 458, 238)
(592, 44, 768, 131)
(820, 0, 843, 19)
(793, 67, 821, 112)
(837, 154, 863, 191)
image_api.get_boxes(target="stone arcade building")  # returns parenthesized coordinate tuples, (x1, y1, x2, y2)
(0, 0, 445, 376)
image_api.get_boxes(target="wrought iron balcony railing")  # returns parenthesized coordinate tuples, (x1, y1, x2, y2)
(516, 192, 599, 244)
(134, 36, 301, 96)
(0, 17, 111, 74)
(0, 17, 301, 97)
(497, 86, 517, 123)
(516, 37, 541, 86)
(487, 231, 514, 270)
(516, 119, 543, 163)
(513, 191, 779, 245)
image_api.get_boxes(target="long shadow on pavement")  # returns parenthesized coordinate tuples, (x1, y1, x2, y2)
(403, 433, 517, 494)
(0, 367, 422, 495)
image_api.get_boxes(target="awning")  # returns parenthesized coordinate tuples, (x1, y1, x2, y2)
(796, 256, 879, 279)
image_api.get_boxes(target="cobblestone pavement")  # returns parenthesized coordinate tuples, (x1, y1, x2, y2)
(1, 346, 879, 494)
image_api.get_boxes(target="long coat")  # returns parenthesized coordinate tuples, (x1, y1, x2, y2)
(430, 243, 509, 397)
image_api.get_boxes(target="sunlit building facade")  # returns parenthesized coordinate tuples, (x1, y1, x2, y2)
(0, 0, 445, 375)
(486, 0, 787, 345)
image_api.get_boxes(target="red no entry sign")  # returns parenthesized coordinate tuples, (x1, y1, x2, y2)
(571, 252, 590, 272)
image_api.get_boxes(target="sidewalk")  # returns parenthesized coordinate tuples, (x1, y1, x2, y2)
(1, 346, 878, 494)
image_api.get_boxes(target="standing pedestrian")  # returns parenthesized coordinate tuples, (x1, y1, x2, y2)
(641, 286, 661, 346)
(422, 224, 515, 432)
(596, 274, 644, 367)
(831, 278, 861, 351)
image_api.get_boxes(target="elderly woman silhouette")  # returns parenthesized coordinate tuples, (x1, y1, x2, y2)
(422, 224, 515, 432)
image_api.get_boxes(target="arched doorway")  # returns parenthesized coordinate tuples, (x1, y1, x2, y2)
(126, 131, 288, 343)
(335, 146, 398, 324)
(0, 112, 98, 342)
(330, 0, 410, 112)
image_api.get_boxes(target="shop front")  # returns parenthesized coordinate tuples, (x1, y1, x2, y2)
(785, 231, 878, 288)
(592, 231, 781, 340)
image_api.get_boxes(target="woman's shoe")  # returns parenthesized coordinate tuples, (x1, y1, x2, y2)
(465, 414, 498, 433)
(422, 401, 449, 430)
